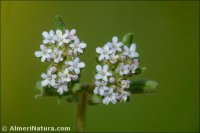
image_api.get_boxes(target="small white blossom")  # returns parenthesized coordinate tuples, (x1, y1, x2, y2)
(56, 79, 68, 95)
(35, 45, 52, 62)
(117, 90, 130, 102)
(123, 43, 139, 58)
(102, 88, 118, 105)
(109, 54, 119, 64)
(51, 48, 63, 63)
(58, 68, 71, 82)
(108, 36, 123, 53)
(130, 59, 139, 73)
(121, 80, 130, 89)
(94, 81, 109, 96)
(42, 30, 56, 44)
(41, 70, 57, 87)
(67, 57, 85, 74)
(55, 30, 70, 46)
(69, 38, 87, 55)
(116, 63, 130, 76)
(95, 65, 112, 82)
(65, 29, 77, 41)
(96, 45, 113, 61)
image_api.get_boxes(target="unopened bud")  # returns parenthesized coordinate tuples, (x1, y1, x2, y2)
(72, 75, 78, 81)
(109, 77, 115, 83)
(67, 50, 73, 56)
(50, 66, 57, 72)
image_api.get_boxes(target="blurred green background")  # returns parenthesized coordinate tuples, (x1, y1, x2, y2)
(1, 1, 199, 132)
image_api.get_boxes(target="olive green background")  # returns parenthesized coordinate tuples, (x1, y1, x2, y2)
(1, 1, 199, 132)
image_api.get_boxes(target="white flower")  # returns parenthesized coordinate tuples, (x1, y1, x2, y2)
(67, 57, 85, 74)
(55, 30, 70, 46)
(96, 45, 113, 61)
(42, 30, 56, 44)
(69, 38, 87, 55)
(109, 54, 119, 64)
(41, 70, 57, 87)
(65, 29, 76, 41)
(94, 81, 109, 96)
(108, 36, 123, 53)
(123, 43, 139, 58)
(102, 88, 118, 105)
(116, 63, 130, 76)
(95, 65, 112, 82)
(121, 80, 130, 89)
(51, 48, 63, 63)
(58, 68, 71, 82)
(56, 79, 68, 95)
(117, 91, 130, 102)
(35, 45, 52, 62)
(130, 59, 139, 73)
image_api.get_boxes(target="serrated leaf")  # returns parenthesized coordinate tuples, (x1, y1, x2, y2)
(122, 32, 134, 47)
(129, 79, 158, 94)
(54, 15, 66, 31)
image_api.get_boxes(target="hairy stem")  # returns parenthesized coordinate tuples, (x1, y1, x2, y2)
(76, 90, 88, 132)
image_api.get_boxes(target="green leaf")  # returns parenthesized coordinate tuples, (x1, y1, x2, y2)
(129, 80, 158, 94)
(88, 94, 102, 105)
(134, 67, 146, 75)
(54, 15, 66, 31)
(72, 82, 81, 93)
(122, 32, 134, 47)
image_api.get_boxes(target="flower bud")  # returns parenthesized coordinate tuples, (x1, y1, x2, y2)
(72, 75, 78, 81)
(67, 50, 73, 56)
(109, 77, 115, 83)
(50, 66, 57, 72)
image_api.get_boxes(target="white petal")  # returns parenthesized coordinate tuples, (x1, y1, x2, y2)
(35, 51, 43, 57)
(74, 68, 80, 74)
(111, 98, 117, 104)
(112, 36, 118, 43)
(56, 30, 62, 36)
(95, 74, 101, 80)
(70, 29, 76, 35)
(41, 79, 49, 87)
(79, 43, 87, 48)
(49, 30, 54, 36)
(57, 88, 64, 95)
(43, 39, 49, 44)
(41, 73, 47, 79)
(124, 46, 129, 51)
(96, 65, 102, 72)
(103, 65, 108, 71)
(130, 43, 136, 51)
(42, 31, 49, 38)
(96, 47, 103, 54)
(41, 56, 46, 62)
(103, 97, 110, 105)
(103, 76, 108, 82)
(63, 39, 70, 43)
(74, 57, 80, 63)
(94, 88, 98, 94)
(98, 55, 104, 61)
(78, 62, 85, 68)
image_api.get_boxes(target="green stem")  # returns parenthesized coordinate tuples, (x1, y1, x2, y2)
(76, 90, 88, 132)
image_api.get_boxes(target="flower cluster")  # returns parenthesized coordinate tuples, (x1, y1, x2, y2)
(95, 36, 139, 105)
(35, 29, 86, 95)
